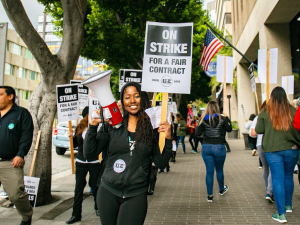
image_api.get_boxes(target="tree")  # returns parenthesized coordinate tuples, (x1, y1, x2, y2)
(48, 0, 212, 106)
(1, 0, 87, 205)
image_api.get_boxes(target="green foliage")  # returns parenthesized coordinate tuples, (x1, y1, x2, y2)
(231, 121, 239, 129)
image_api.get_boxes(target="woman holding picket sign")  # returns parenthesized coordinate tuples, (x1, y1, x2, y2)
(83, 82, 172, 225)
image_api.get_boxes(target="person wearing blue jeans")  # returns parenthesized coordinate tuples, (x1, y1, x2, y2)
(265, 150, 299, 215)
(254, 87, 300, 223)
(195, 101, 232, 202)
(201, 144, 226, 197)
(176, 136, 185, 153)
(176, 114, 187, 154)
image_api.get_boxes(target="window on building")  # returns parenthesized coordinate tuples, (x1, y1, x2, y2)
(18, 67, 27, 78)
(224, 13, 232, 24)
(25, 49, 33, 59)
(4, 63, 14, 75)
(22, 90, 30, 100)
(30, 71, 37, 81)
(6, 41, 9, 51)
(11, 43, 22, 56)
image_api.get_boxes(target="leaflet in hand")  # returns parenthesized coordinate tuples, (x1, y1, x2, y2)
(145, 106, 172, 129)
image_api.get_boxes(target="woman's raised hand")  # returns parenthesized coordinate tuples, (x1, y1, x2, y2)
(158, 121, 171, 140)
(90, 109, 102, 125)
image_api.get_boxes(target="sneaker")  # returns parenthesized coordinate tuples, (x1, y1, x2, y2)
(191, 150, 197, 153)
(252, 149, 257, 156)
(259, 166, 263, 169)
(285, 206, 293, 213)
(190, 150, 194, 152)
(219, 185, 229, 196)
(272, 213, 287, 223)
(207, 196, 213, 203)
(266, 194, 275, 203)
(182, 152, 186, 154)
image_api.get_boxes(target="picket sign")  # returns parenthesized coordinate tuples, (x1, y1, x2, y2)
(24, 130, 42, 208)
(141, 22, 193, 153)
(258, 48, 278, 103)
(56, 84, 79, 174)
(223, 57, 227, 115)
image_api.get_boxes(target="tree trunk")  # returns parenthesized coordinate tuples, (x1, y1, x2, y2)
(172, 93, 182, 111)
(1, 0, 87, 205)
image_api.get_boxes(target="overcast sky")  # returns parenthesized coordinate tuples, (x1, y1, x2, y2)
(0, 0, 45, 29)
(0, 0, 213, 30)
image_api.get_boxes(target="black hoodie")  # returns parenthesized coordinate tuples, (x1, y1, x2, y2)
(83, 82, 172, 198)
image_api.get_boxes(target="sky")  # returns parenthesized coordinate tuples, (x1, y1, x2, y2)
(0, 0, 45, 29)
(0, 0, 215, 30)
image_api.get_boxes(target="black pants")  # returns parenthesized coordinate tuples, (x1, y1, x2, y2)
(72, 161, 101, 217)
(195, 136, 203, 152)
(189, 133, 196, 150)
(248, 135, 257, 150)
(97, 185, 148, 225)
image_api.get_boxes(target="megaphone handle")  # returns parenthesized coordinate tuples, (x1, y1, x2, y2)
(100, 106, 105, 132)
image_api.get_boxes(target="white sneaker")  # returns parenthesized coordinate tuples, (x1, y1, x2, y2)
(252, 149, 257, 156)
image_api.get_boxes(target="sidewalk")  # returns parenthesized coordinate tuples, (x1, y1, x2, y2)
(1, 138, 300, 224)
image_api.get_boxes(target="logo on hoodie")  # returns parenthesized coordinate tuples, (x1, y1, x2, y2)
(113, 159, 126, 173)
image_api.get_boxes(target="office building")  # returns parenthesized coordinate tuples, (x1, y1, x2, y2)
(0, 22, 41, 108)
(231, 0, 300, 135)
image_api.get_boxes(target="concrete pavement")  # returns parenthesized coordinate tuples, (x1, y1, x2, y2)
(1, 138, 300, 224)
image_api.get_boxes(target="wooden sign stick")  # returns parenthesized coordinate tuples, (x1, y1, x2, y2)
(159, 92, 168, 153)
(29, 130, 41, 177)
(223, 57, 227, 115)
(254, 91, 260, 113)
(266, 49, 270, 103)
(68, 121, 75, 174)
(152, 92, 157, 107)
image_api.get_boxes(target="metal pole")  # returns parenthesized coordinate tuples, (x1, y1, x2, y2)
(204, 22, 257, 69)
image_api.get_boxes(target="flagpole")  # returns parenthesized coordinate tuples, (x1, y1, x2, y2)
(204, 22, 257, 69)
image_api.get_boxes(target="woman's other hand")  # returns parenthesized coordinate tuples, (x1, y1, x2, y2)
(90, 109, 102, 125)
(158, 121, 171, 139)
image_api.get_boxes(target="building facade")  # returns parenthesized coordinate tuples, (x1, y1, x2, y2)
(0, 22, 41, 108)
(214, 0, 239, 123)
(231, 0, 300, 135)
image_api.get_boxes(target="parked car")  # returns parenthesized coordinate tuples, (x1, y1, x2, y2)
(53, 120, 78, 155)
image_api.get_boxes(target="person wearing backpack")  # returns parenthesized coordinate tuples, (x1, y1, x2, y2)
(83, 82, 172, 225)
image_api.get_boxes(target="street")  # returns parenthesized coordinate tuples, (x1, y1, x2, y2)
(1, 138, 300, 224)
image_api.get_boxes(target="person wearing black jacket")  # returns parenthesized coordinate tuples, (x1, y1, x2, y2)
(65, 107, 101, 224)
(0, 86, 33, 225)
(196, 101, 232, 203)
(83, 82, 172, 225)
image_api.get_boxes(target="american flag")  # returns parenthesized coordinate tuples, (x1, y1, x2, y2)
(199, 29, 224, 71)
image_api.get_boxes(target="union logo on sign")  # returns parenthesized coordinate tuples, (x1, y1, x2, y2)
(161, 76, 173, 87)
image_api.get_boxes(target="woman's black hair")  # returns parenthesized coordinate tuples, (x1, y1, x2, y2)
(249, 114, 256, 121)
(120, 82, 157, 144)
